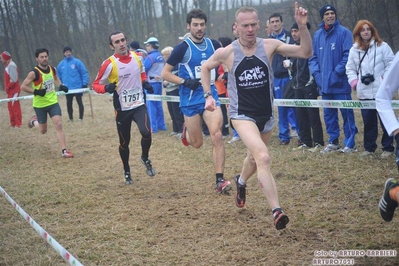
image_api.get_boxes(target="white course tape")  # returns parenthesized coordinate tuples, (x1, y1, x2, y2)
(2, 88, 399, 109)
(273, 99, 381, 109)
(0, 88, 90, 103)
(145, 95, 399, 110)
(0, 185, 84, 266)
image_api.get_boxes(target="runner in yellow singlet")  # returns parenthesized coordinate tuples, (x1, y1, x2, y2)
(21, 48, 73, 158)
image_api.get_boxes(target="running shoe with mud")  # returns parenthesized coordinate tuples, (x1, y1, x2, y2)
(141, 157, 156, 177)
(235, 175, 246, 208)
(378, 178, 398, 222)
(28, 115, 37, 128)
(215, 180, 232, 194)
(273, 208, 289, 230)
(124, 172, 133, 185)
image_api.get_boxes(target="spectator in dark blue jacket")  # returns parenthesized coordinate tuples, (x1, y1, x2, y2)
(309, 4, 358, 154)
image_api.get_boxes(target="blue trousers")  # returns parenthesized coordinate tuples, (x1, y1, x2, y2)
(322, 93, 358, 148)
(232, 129, 239, 138)
(274, 77, 297, 141)
(146, 82, 166, 133)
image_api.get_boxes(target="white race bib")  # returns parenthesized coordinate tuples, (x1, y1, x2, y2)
(43, 79, 55, 92)
(121, 87, 142, 109)
(194, 65, 215, 84)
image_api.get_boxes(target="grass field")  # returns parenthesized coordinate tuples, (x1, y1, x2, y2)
(0, 90, 398, 266)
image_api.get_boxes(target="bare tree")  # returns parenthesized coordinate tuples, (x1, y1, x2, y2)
(1, 0, 399, 91)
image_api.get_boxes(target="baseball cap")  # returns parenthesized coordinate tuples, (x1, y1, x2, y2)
(144, 37, 159, 45)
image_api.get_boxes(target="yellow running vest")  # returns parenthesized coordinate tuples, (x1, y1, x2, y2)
(32, 66, 58, 108)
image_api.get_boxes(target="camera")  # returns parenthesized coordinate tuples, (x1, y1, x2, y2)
(361, 74, 375, 85)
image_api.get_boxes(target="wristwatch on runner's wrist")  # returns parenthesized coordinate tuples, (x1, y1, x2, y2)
(204, 91, 212, 98)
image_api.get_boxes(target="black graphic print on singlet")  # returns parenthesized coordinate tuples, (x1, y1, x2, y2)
(235, 55, 272, 121)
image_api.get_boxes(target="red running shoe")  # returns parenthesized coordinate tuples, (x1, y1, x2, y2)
(215, 180, 232, 194)
(62, 149, 74, 158)
(181, 124, 189, 146)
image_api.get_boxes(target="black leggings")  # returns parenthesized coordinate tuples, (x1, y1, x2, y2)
(66, 93, 84, 120)
(116, 105, 152, 173)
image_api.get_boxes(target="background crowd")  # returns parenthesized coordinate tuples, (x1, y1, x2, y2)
(1, 2, 399, 227)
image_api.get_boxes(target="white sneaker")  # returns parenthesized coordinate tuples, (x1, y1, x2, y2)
(359, 151, 374, 157)
(292, 144, 310, 151)
(381, 151, 394, 159)
(320, 143, 341, 154)
(228, 136, 241, 144)
(340, 146, 358, 153)
(309, 143, 322, 153)
(290, 130, 298, 138)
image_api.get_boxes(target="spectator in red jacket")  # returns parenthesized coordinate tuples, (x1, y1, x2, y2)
(1, 51, 22, 128)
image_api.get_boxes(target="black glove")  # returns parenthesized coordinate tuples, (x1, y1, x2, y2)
(33, 89, 46, 97)
(222, 72, 228, 81)
(395, 134, 399, 172)
(59, 84, 69, 93)
(105, 83, 116, 93)
(142, 81, 154, 94)
(82, 84, 88, 88)
(183, 79, 201, 91)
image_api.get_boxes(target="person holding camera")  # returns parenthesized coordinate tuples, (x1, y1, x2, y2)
(309, 4, 358, 154)
(346, 20, 394, 158)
